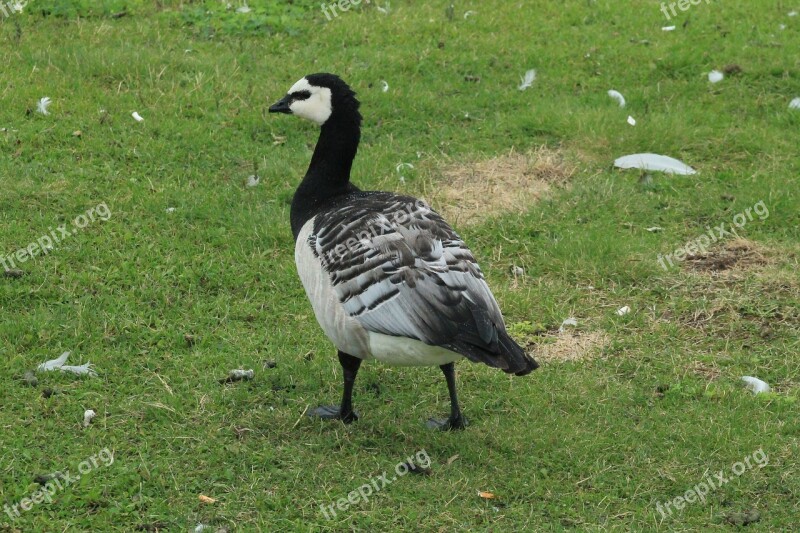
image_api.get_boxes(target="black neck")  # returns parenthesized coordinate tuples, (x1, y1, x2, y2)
(290, 112, 361, 239)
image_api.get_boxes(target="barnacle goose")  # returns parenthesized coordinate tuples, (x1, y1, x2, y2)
(269, 73, 538, 430)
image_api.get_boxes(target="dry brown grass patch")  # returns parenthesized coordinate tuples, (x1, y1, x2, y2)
(688, 360, 722, 381)
(527, 331, 609, 364)
(684, 238, 770, 274)
(423, 147, 575, 226)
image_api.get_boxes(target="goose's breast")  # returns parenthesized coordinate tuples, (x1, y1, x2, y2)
(295, 217, 463, 367)
(295, 218, 372, 359)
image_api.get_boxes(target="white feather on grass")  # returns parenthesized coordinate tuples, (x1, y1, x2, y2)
(741, 376, 770, 394)
(662, 25, 676, 31)
(614, 153, 697, 175)
(518, 69, 536, 91)
(708, 70, 724, 83)
(37, 351, 70, 371)
(37, 351, 97, 377)
(616, 306, 631, 316)
(83, 409, 96, 428)
(607, 90, 626, 107)
(463, 10, 476, 19)
(37, 97, 52, 115)
(132, 111, 144, 122)
(627, 115, 636, 126)
(789, 97, 800, 110)
(59, 364, 97, 376)
(558, 317, 578, 334)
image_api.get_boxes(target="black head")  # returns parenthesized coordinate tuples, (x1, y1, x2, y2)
(269, 73, 361, 127)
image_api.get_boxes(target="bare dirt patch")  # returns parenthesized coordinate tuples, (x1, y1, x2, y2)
(684, 238, 769, 273)
(527, 331, 608, 364)
(423, 147, 575, 226)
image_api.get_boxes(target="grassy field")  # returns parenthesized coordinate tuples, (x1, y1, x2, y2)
(1, 0, 799, 530)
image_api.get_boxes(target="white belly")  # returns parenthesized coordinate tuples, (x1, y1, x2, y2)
(294, 218, 463, 367)
(368, 332, 462, 366)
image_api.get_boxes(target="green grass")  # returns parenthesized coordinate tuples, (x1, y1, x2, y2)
(1, 0, 799, 530)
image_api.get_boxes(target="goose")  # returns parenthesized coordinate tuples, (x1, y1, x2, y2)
(269, 73, 538, 430)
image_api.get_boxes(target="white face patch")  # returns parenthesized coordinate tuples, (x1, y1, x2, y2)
(287, 77, 333, 125)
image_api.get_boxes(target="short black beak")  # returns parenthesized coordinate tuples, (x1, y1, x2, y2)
(269, 95, 292, 114)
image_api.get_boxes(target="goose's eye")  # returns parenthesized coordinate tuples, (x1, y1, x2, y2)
(292, 90, 312, 101)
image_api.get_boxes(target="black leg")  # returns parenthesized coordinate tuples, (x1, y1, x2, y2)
(308, 351, 362, 424)
(337, 351, 360, 421)
(426, 363, 468, 431)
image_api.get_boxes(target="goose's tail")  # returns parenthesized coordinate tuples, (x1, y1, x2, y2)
(498, 331, 539, 376)
(444, 330, 539, 376)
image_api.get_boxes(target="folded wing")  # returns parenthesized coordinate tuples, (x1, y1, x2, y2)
(308, 192, 534, 373)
